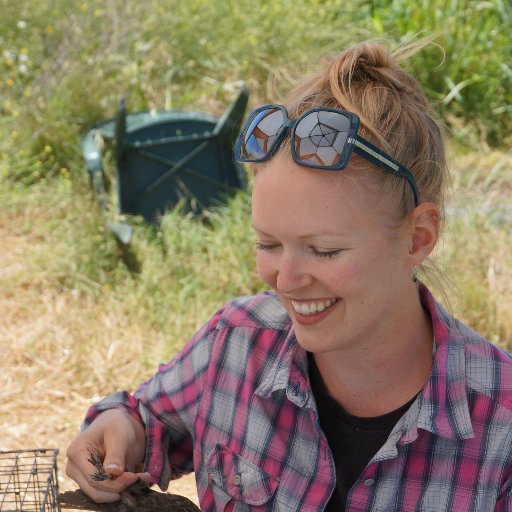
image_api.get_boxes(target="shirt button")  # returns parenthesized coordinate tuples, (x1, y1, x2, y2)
(234, 474, 242, 486)
(363, 478, 375, 487)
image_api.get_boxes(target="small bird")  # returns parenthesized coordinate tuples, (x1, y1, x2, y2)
(58, 452, 200, 512)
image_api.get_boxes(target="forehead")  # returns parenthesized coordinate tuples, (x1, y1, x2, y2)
(253, 152, 373, 206)
(251, 152, 385, 233)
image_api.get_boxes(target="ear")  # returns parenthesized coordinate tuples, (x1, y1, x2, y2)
(408, 202, 442, 264)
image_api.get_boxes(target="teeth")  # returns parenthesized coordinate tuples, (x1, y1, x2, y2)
(290, 298, 337, 316)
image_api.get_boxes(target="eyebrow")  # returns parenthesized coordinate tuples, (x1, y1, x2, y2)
(251, 225, 272, 237)
(251, 225, 347, 240)
(298, 232, 347, 241)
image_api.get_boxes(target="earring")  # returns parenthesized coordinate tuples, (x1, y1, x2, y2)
(412, 267, 418, 283)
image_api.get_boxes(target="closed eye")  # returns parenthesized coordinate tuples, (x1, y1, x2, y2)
(311, 248, 343, 258)
(255, 242, 278, 251)
(255, 242, 343, 258)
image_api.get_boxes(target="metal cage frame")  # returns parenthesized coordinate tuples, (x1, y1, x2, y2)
(0, 449, 59, 512)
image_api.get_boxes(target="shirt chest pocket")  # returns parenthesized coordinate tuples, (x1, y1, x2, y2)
(206, 444, 280, 510)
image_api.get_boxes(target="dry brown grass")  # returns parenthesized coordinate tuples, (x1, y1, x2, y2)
(440, 150, 512, 347)
(0, 208, 199, 502)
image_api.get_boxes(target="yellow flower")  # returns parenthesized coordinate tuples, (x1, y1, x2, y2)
(44, 145, 52, 153)
(81, 2, 89, 12)
(46, 25, 55, 34)
(6, 78, 15, 87)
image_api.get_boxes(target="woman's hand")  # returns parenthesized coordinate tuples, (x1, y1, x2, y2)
(65, 409, 148, 503)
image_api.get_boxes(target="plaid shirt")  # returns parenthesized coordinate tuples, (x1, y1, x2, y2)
(85, 285, 512, 511)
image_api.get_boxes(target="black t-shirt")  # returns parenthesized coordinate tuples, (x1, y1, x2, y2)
(307, 352, 417, 511)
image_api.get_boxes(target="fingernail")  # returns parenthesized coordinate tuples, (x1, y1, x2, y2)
(105, 463, 122, 470)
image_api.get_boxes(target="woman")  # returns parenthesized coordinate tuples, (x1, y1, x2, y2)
(66, 41, 512, 510)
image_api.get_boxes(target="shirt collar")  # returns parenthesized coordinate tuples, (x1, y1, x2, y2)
(255, 322, 313, 408)
(400, 284, 474, 443)
(254, 286, 475, 440)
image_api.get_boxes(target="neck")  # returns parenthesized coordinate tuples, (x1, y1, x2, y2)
(312, 291, 433, 417)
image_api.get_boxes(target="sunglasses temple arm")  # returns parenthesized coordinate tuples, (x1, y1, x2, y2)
(353, 136, 420, 206)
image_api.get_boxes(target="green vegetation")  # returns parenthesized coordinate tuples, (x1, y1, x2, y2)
(1, 0, 511, 185)
(370, 0, 512, 146)
(0, 1, 510, 472)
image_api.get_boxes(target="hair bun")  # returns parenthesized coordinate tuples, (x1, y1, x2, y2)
(332, 42, 424, 101)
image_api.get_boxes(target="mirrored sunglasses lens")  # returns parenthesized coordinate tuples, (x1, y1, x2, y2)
(294, 111, 351, 167)
(241, 108, 285, 160)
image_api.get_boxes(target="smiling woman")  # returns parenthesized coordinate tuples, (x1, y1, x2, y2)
(65, 40, 512, 511)
(251, 150, 432, 365)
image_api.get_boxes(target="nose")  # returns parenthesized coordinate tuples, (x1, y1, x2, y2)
(275, 251, 314, 295)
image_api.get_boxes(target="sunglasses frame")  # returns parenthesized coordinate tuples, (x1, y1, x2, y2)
(235, 104, 420, 206)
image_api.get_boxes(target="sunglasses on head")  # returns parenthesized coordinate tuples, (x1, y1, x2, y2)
(234, 104, 420, 206)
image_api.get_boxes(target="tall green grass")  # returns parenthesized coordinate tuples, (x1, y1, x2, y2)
(1, 0, 510, 187)
(369, 0, 512, 146)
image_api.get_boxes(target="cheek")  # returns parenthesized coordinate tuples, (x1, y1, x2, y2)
(255, 253, 276, 287)
(329, 259, 365, 289)
(333, 254, 398, 309)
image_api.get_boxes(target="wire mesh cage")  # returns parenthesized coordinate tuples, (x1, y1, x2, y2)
(0, 449, 59, 512)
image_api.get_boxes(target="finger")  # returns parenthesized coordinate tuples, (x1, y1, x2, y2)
(66, 437, 106, 481)
(66, 459, 121, 503)
(89, 471, 140, 493)
(102, 425, 131, 477)
(66, 436, 139, 496)
(102, 412, 146, 474)
(136, 472, 152, 483)
(67, 457, 141, 501)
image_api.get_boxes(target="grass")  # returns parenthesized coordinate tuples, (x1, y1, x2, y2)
(440, 150, 512, 345)
(0, 0, 511, 502)
(369, 0, 512, 146)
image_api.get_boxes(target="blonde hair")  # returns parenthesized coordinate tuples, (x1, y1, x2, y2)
(283, 40, 447, 217)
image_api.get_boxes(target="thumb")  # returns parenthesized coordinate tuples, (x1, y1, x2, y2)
(102, 453, 125, 477)
(92, 409, 145, 476)
(102, 431, 129, 477)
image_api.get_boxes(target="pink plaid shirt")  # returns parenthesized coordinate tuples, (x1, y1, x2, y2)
(85, 285, 512, 510)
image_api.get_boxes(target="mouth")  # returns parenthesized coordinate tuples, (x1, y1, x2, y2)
(290, 298, 338, 317)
